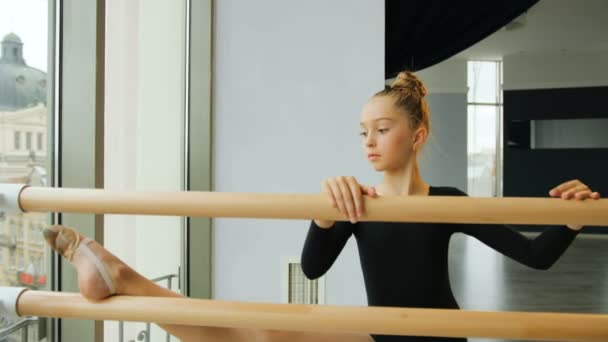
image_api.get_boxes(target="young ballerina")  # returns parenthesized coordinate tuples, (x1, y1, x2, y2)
(300, 71, 601, 342)
(44, 71, 600, 342)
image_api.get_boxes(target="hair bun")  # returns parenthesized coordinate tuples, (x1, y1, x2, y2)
(391, 71, 427, 98)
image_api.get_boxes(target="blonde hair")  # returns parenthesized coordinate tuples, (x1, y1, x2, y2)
(374, 71, 430, 134)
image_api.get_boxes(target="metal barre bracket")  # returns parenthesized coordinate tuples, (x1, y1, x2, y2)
(0, 287, 28, 318)
(0, 184, 27, 218)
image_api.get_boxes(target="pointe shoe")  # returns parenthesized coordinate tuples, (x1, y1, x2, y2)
(44, 225, 116, 296)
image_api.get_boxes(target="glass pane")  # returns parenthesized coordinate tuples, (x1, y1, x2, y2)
(0, 0, 51, 341)
(467, 105, 498, 197)
(467, 61, 499, 104)
(532, 118, 608, 149)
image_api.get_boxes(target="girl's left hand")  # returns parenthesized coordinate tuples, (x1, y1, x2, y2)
(549, 179, 601, 231)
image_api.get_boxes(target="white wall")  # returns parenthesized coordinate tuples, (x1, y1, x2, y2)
(213, 0, 384, 305)
(104, 0, 184, 341)
(504, 51, 608, 90)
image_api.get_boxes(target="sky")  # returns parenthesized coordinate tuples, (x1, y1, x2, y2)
(0, 0, 49, 71)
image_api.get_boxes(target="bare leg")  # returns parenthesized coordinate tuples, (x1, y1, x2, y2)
(44, 225, 373, 342)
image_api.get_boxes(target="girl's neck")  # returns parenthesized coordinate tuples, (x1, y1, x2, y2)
(378, 160, 429, 196)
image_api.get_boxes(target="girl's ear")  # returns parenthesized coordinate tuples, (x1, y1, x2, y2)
(413, 127, 428, 152)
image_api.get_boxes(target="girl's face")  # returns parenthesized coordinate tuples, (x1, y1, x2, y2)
(359, 96, 423, 172)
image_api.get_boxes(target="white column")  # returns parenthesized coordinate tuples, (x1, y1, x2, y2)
(105, 0, 185, 341)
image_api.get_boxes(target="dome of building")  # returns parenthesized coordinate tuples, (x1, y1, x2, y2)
(0, 32, 47, 111)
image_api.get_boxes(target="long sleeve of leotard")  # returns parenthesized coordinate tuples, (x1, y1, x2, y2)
(301, 220, 354, 279)
(448, 189, 579, 270)
(460, 223, 578, 270)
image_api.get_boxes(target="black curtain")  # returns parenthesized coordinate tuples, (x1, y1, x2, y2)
(385, 0, 539, 77)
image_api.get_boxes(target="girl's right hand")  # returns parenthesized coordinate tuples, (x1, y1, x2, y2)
(314, 176, 378, 228)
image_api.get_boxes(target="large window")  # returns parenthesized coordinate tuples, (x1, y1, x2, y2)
(0, 0, 53, 341)
(467, 60, 503, 197)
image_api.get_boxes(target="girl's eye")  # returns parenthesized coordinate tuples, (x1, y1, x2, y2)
(378, 128, 389, 134)
(360, 131, 368, 137)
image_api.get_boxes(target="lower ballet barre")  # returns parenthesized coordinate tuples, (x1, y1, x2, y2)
(0, 288, 604, 342)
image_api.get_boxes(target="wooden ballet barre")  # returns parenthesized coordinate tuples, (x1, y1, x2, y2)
(0, 288, 605, 342)
(1, 184, 607, 226)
